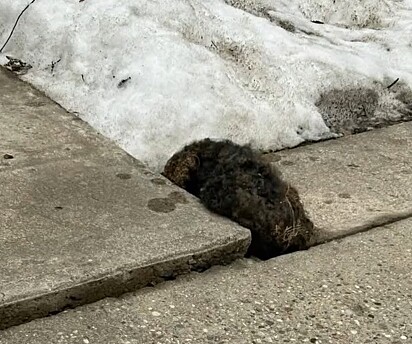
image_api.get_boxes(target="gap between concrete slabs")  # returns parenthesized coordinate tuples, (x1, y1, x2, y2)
(0, 67, 250, 330)
(1, 218, 411, 344)
(265, 122, 412, 242)
(0, 239, 248, 331)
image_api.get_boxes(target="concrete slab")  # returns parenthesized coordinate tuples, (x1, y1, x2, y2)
(1, 218, 411, 343)
(0, 67, 251, 330)
(0, 67, 117, 171)
(265, 123, 412, 241)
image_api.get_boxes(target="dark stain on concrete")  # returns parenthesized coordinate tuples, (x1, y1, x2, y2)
(151, 177, 167, 185)
(147, 198, 176, 213)
(25, 101, 47, 107)
(116, 173, 132, 180)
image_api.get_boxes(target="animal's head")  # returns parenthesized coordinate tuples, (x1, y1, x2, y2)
(162, 149, 200, 189)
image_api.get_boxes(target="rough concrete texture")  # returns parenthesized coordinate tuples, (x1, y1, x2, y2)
(0, 67, 250, 329)
(1, 218, 411, 343)
(265, 122, 412, 241)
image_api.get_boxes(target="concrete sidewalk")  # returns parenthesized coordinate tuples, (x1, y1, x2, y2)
(1, 64, 411, 332)
(266, 122, 412, 241)
(2, 218, 411, 343)
(0, 67, 250, 329)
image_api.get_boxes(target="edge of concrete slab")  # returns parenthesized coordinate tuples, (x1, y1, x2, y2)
(3, 218, 411, 344)
(0, 66, 250, 330)
(315, 208, 412, 244)
(0, 235, 250, 330)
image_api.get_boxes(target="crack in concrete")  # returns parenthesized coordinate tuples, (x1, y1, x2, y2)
(314, 209, 412, 245)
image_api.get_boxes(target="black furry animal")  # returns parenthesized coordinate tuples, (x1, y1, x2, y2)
(162, 138, 317, 260)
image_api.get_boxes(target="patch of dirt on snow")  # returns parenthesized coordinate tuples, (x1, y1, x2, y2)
(316, 81, 412, 135)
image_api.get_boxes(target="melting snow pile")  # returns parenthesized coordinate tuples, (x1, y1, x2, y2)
(1, 0, 411, 171)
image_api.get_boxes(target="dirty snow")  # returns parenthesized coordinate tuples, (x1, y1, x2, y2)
(0, 0, 411, 171)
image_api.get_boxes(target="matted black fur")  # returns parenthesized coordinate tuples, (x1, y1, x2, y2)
(162, 138, 316, 260)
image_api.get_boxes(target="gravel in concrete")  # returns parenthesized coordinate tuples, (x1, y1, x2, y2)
(266, 123, 412, 241)
(1, 218, 411, 343)
(0, 67, 250, 329)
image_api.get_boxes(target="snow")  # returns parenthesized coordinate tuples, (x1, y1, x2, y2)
(1, 0, 411, 171)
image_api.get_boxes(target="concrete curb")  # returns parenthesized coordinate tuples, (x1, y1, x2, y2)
(0, 237, 249, 330)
